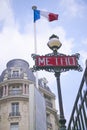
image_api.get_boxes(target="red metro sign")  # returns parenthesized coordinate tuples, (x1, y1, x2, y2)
(35, 55, 78, 69)
(32, 53, 82, 72)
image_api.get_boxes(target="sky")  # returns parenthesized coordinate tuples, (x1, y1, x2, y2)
(0, 0, 87, 126)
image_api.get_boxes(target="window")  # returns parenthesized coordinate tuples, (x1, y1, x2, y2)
(11, 102, 19, 116)
(11, 69, 20, 78)
(9, 84, 22, 95)
(4, 85, 7, 95)
(12, 86, 20, 95)
(10, 123, 19, 130)
(46, 113, 52, 128)
(46, 113, 50, 122)
(12, 70, 19, 77)
(0, 87, 3, 98)
(24, 84, 27, 94)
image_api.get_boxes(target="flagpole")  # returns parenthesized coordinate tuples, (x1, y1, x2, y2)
(32, 6, 38, 88)
(34, 20, 37, 54)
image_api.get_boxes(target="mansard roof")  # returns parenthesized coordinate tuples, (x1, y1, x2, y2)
(0, 59, 35, 82)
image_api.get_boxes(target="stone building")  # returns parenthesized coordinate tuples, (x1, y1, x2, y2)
(0, 59, 59, 130)
(38, 78, 59, 130)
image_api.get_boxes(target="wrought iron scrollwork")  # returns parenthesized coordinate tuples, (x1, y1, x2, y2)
(31, 52, 83, 73)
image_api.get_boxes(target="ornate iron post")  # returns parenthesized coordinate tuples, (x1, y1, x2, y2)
(47, 35, 67, 129)
(31, 34, 82, 130)
(48, 35, 66, 129)
(55, 72, 66, 129)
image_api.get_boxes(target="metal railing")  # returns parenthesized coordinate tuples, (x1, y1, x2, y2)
(9, 112, 20, 117)
(67, 65, 87, 130)
(47, 122, 52, 129)
(9, 90, 22, 95)
(46, 100, 53, 108)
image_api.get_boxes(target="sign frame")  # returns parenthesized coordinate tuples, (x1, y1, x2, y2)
(32, 53, 82, 73)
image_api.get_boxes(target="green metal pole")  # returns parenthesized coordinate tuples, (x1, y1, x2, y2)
(55, 72, 66, 130)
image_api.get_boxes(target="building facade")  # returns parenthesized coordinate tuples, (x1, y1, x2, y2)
(0, 59, 59, 130)
(38, 78, 59, 130)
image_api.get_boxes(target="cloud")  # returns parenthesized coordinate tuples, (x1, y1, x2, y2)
(0, 1, 86, 124)
(0, 0, 75, 84)
(79, 50, 87, 68)
(0, 23, 36, 74)
(0, 0, 15, 27)
(0, 23, 75, 81)
(78, 38, 87, 67)
(60, 0, 86, 17)
(33, 20, 74, 55)
(82, 38, 87, 45)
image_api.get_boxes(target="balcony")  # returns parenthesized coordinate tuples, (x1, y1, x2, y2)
(46, 100, 53, 108)
(9, 90, 22, 96)
(7, 73, 24, 80)
(0, 95, 3, 98)
(47, 122, 52, 128)
(9, 112, 20, 117)
(8, 112, 21, 121)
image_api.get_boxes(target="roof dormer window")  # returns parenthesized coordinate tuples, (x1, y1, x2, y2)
(12, 70, 19, 77)
(11, 68, 20, 78)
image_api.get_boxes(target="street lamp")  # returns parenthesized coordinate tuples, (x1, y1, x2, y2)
(31, 34, 82, 130)
(47, 34, 66, 130)
(47, 34, 62, 52)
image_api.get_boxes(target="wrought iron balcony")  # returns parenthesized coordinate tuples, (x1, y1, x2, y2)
(8, 73, 24, 79)
(9, 90, 22, 95)
(0, 95, 3, 98)
(47, 122, 52, 128)
(46, 100, 53, 108)
(9, 112, 20, 117)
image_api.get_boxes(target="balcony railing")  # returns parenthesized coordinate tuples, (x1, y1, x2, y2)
(9, 73, 22, 79)
(47, 122, 52, 128)
(0, 95, 3, 98)
(46, 100, 53, 108)
(9, 90, 22, 95)
(9, 112, 20, 117)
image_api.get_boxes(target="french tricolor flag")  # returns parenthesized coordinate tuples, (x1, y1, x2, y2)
(34, 9, 58, 22)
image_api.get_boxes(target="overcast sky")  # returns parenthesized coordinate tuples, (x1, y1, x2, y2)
(0, 0, 87, 126)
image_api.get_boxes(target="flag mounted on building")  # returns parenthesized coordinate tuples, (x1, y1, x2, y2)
(33, 9, 58, 22)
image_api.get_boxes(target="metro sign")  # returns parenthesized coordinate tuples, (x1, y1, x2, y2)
(35, 55, 78, 69)
(32, 53, 82, 72)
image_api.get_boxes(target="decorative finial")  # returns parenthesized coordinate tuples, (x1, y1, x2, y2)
(49, 34, 59, 40)
(32, 6, 37, 10)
